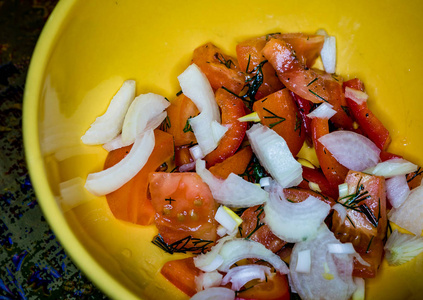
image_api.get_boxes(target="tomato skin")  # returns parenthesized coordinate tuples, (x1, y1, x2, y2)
(380, 151, 401, 162)
(331, 171, 387, 278)
(311, 117, 348, 189)
(148, 172, 218, 249)
(406, 166, 423, 190)
(298, 166, 339, 200)
(262, 38, 329, 104)
(104, 129, 174, 225)
(192, 42, 245, 95)
(166, 93, 199, 147)
(160, 257, 200, 297)
(253, 89, 305, 157)
(290, 92, 313, 146)
(209, 146, 253, 179)
(343, 79, 391, 150)
(204, 88, 248, 167)
(236, 34, 284, 99)
(235, 273, 290, 300)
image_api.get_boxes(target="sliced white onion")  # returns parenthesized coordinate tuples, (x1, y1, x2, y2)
(195, 271, 223, 291)
(103, 134, 132, 152)
(178, 64, 224, 155)
(338, 183, 349, 198)
(190, 287, 235, 300)
(332, 203, 348, 223)
(121, 93, 170, 145)
(328, 243, 356, 254)
(217, 225, 229, 237)
(247, 123, 302, 188)
(59, 177, 93, 212)
(364, 158, 418, 178)
(264, 181, 330, 243)
(307, 103, 336, 119)
(190, 144, 205, 160)
(290, 224, 357, 300)
(221, 265, 271, 291)
(318, 130, 380, 171)
(386, 175, 410, 208)
(317, 29, 336, 74)
(345, 87, 368, 105)
(259, 177, 271, 188)
(81, 80, 136, 145)
(389, 185, 423, 236)
(194, 235, 235, 272)
(196, 159, 269, 207)
(352, 277, 365, 300)
(215, 206, 239, 233)
(211, 120, 229, 144)
(217, 239, 289, 274)
(384, 229, 423, 266)
(85, 129, 155, 196)
(295, 249, 311, 273)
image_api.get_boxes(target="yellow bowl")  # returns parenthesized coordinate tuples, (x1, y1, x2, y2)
(23, 0, 423, 299)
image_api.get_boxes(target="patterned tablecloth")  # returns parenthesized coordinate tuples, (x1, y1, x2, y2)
(0, 1, 108, 299)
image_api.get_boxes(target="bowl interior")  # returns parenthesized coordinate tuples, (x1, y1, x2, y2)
(24, 0, 423, 299)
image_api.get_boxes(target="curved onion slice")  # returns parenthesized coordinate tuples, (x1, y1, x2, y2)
(196, 159, 268, 207)
(221, 265, 271, 291)
(178, 64, 227, 155)
(307, 103, 336, 119)
(264, 181, 330, 242)
(332, 203, 347, 223)
(217, 239, 289, 274)
(190, 287, 235, 300)
(364, 158, 418, 178)
(345, 87, 368, 105)
(389, 185, 423, 236)
(103, 134, 132, 152)
(194, 235, 235, 272)
(384, 229, 423, 266)
(82, 80, 136, 145)
(195, 271, 223, 291)
(247, 124, 302, 188)
(85, 129, 155, 196)
(318, 130, 380, 171)
(290, 224, 356, 300)
(121, 93, 170, 145)
(386, 175, 410, 208)
(317, 29, 336, 74)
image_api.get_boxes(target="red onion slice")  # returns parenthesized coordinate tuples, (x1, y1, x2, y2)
(318, 130, 380, 171)
(386, 175, 411, 208)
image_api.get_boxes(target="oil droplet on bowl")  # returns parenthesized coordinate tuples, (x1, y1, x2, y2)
(121, 248, 132, 258)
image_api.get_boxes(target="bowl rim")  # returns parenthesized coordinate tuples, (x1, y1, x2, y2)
(22, 1, 139, 299)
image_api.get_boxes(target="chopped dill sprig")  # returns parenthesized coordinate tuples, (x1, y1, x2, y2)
(183, 117, 194, 133)
(215, 53, 234, 69)
(294, 112, 302, 136)
(239, 155, 267, 183)
(308, 89, 328, 103)
(407, 167, 423, 183)
(245, 205, 265, 239)
(262, 107, 286, 129)
(366, 236, 374, 253)
(151, 234, 214, 254)
(176, 90, 183, 96)
(160, 115, 171, 131)
(307, 77, 318, 87)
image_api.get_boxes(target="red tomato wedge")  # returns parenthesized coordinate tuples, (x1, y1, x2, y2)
(166, 93, 199, 147)
(298, 165, 339, 200)
(344, 79, 391, 150)
(236, 34, 284, 99)
(262, 38, 329, 104)
(160, 257, 200, 297)
(253, 89, 305, 157)
(235, 272, 290, 300)
(311, 117, 349, 189)
(290, 92, 313, 146)
(204, 88, 248, 167)
(209, 146, 253, 179)
(148, 172, 218, 252)
(104, 129, 174, 225)
(192, 42, 246, 95)
(331, 171, 387, 278)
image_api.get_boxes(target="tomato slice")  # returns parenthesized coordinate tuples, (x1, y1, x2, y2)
(344, 79, 391, 150)
(235, 272, 290, 300)
(160, 257, 200, 297)
(331, 171, 387, 278)
(209, 146, 253, 179)
(253, 89, 305, 157)
(192, 43, 246, 95)
(262, 38, 329, 104)
(290, 92, 313, 146)
(236, 34, 284, 100)
(149, 172, 218, 252)
(406, 166, 423, 190)
(104, 129, 174, 225)
(204, 88, 248, 167)
(283, 187, 335, 206)
(311, 117, 348, 189)
(279, 32, 324, 68)
(166, 93, 199, 147)
(239, 205, 287, 253)
(298, 166, 339, 200)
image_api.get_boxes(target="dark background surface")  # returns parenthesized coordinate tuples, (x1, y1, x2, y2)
(0, 1, 108, 299)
